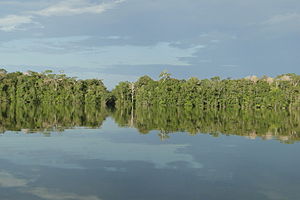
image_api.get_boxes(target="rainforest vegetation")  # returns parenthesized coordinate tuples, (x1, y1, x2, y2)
(113, 71, 300, 110)
(0, 69, 112, 106)
(0, 68, 299, 142)
(0, 68, 299, 109)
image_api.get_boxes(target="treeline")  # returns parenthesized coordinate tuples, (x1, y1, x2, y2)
(0, 69, 112, 106)
(0, 69, 299, 109)
(112, 72, 300, 109)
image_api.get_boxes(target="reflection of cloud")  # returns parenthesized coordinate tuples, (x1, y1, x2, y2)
(0, 171, 28, 187)
(0, 122, 203, 169)
(26, 187, 102, 200)
(0, 170, 102, 200)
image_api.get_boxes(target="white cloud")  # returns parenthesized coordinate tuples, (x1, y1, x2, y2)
(0, 1, 21, 5)
(0, 0, 126, 32)
(0, 37, 205, 67)
(259, 13, 300, 35)
(263, 13, 300, 25)
(30, 0, 125, 17)
(0, 15, 33, 31)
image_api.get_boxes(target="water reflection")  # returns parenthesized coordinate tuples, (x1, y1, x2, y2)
(0, 108, 299, 199)
(0, 104, 299, 143)
(0, 123, 299, 200)
(113, 106, 300, 143)
(0, 127, 200, 169)
(0, 103, 108, 133)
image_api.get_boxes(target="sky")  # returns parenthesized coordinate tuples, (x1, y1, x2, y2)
(0, 0, 299, 88)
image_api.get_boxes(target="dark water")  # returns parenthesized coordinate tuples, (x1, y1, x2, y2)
(0, 105, 300, 200)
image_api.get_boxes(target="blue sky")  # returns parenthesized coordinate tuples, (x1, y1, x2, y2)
(0, 0, 299, 88)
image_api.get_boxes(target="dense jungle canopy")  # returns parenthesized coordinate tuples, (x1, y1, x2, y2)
(113, 71, 300, 110)
(0, 69, 299, 110)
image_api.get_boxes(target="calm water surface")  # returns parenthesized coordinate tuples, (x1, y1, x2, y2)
(0, 109, 300, 200)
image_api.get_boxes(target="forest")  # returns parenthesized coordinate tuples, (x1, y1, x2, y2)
(0, 69, 112, 106)
(0, 69, 299, 110)
(0, 68, 299, 142)
(113, 71, 300, 110)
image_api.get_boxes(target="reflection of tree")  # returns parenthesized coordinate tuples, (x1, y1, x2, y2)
(158, 130, 170, 141)
(111, 105, 300, 143)
(0, 103, 109, 133)
(0, 103, 299, 144)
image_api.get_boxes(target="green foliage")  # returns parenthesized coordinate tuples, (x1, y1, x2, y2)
(0, 69, 298, 143)
(0, 69, 299, 111)
(113, 72, 300, 110)
(0, 70, 110, 106)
